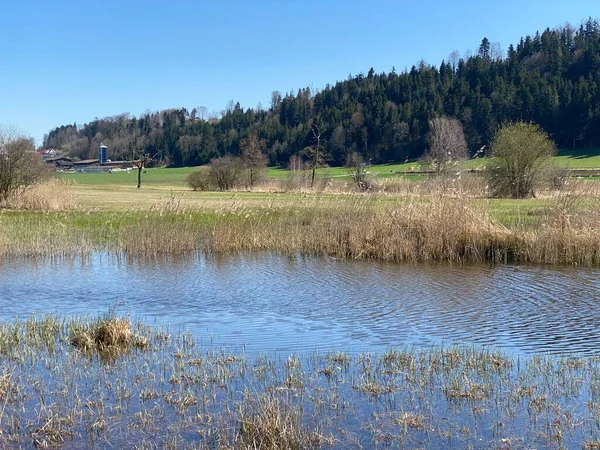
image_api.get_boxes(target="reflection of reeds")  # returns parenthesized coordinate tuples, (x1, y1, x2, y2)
(1, 192, 599, 265)
(2, 316, 600, 448)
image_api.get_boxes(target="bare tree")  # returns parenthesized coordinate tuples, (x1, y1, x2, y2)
(345, 151, 372, 191)
(132, 154, 151, 188)
(209, 156, 244, 191)
(240, 134, 267, 188)
(448, 50, 460, 71)
(490, 42, 503, 61)
(196, 106, 208, 121)
(0, 128, 49, 201)
(302, 122, 329, 187)
(423, 117, 468, 175)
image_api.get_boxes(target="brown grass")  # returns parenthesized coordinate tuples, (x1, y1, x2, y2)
(2, 179, 76, 211)
(70, 316, 148, 355)
(204, 195, 510, 263)
(1, 181, 600, 265)
(237, 394, 323, 449)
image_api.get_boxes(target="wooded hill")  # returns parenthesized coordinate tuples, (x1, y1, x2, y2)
(44, 18, 600, 167)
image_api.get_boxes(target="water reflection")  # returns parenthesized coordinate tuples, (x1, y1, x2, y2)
(1, 253, 599, 356)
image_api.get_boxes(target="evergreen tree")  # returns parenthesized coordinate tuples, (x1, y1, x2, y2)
(43, 18, 600, 167)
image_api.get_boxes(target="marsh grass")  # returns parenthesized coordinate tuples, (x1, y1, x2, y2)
(1, 181, 600, 264)
(1, 179, 76, 211)
(70, 315, 148, 356)
(2, 316, 600, 448)
(237, 393, 324, 449)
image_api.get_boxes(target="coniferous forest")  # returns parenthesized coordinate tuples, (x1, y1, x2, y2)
(43, 19, 600, 167)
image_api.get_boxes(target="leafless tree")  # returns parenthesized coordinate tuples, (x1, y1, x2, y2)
(132, 154, 151, 188)
(423, 116, 468, 175)
(209, 156, 244, 191)
(240, 134, 267, 188)
(448, 50, 460, 71)
(196, 106, 208, 121)
(0, 128, 49, 201)
(302, 122, 329, 187)
(490, 42, 503, 61)
(345, 151, 372, 191)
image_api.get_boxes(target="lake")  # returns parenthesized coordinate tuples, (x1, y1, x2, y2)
(2, 253, 599, 357)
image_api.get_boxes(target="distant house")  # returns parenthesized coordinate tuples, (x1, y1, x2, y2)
(73, 159, 131, 172)
(38, 149, 58, 160)
(46, 156, 131, 172)
(46, 157, 74, 170)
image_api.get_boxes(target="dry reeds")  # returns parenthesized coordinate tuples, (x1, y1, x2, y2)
(2, 179, 76, 211)
(70, 316, 148, 355)
(1, 183, 600, 265)
(203, 195, 510, 263)
(237, 394, 322, 449)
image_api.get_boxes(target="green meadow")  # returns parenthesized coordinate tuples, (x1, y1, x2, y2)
(59, 148, 600, 186)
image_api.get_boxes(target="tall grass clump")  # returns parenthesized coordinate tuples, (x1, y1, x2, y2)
(118, 198, 203, 257)
(203, 195, 511, 263)
(513, 190, 600, 265)
(237, 393, 323, 449)
(70, 314, 148, 356)
(2, 179, 76, 211)
(0, 211, 94, 258)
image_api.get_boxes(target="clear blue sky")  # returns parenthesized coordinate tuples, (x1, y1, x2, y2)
(0, 0, 597, 145)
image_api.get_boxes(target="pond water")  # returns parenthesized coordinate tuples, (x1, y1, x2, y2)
(1, 253, 599, 357)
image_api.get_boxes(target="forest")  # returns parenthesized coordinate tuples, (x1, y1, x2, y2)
(43, 18, 600, 167)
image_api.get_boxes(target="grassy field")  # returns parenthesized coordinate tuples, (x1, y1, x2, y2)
(60, 163, 425, 186)
(1, 180, 599, 264)
(61, 167, 197, 186)
(59, 149, 600, 187)
(1, 153, 598, 265)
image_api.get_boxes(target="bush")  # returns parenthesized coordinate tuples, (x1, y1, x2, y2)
(0, 129, 50, 201)
(186, 167, 212, 191)
(487, 122, 556, 198)
(209, 156, 244, 191)
(346, 151, 374, 191)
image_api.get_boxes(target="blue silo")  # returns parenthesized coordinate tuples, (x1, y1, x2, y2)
(99, 144, 108, 164)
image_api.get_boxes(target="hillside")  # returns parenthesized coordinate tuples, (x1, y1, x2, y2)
(44, 18, 600, 168)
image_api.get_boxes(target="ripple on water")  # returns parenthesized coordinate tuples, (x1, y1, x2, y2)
(0, 253, 599, 357)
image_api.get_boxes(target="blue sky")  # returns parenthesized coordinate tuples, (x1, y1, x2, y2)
(0, 0, 597, 145)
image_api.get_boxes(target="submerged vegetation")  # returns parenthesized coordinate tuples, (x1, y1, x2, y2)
(2, 315, 600, 448)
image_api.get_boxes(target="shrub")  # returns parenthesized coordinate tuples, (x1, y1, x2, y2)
(209, 156, 244, 191)
(0, 128, 50, 201)
(487, 122, 556, 198)
(186, 167, 212, 191)
(346, 151, 374, 191)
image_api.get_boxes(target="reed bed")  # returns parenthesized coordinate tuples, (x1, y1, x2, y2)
(1, 182, 600, 265)
(2, 315, 600, 448)
(1, 179, 76, 211)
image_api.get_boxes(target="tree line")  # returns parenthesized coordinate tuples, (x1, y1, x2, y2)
(43, 18, 600, 167)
